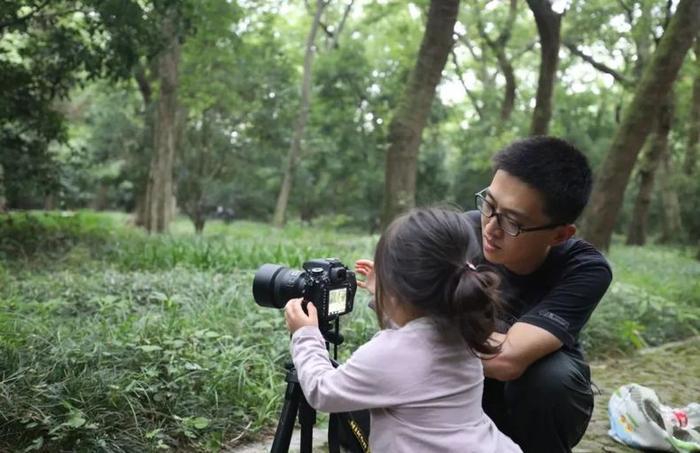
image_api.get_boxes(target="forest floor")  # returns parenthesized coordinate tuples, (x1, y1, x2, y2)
(574, 336, 700, 453)
(230, 337, 700, 453)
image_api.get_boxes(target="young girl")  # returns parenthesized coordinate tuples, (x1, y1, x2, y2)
(284, 207, 522, 452)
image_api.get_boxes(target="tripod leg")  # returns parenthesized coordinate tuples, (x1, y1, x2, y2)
(270, 379, 302, 453)
(298, 396, 316, 453)
(328, 413, 341, 453)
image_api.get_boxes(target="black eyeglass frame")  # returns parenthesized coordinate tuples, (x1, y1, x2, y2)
(474, 188, 565, 237)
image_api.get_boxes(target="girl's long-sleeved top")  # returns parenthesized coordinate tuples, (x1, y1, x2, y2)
(290, 317, 522, 453)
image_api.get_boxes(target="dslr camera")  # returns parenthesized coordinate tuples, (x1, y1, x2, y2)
(252, 258, 356, 326)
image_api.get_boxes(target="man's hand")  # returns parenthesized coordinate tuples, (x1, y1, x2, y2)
(284, 298, 319, 334)
(354, 259, 376, 295)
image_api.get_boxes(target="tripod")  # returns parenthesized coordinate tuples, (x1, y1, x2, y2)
(270, 320, 370, 453)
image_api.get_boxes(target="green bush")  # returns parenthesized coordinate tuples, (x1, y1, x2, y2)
(580, 242, 700, 358)
(0, 211, 115, 262)
(0, 211, 377, 272)
(581, 282, 700, 357)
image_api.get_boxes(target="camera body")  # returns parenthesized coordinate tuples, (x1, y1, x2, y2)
(252, 258, 356, 325)
(301, 258, 356, 321)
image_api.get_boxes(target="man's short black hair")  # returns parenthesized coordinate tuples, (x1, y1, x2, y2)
(492, 136, 593, 225)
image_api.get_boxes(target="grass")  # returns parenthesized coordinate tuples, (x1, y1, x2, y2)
(0, 268, 286, 451)
(579, 244, 700, 356)
(0, 211, 376, 272)
(0, 211, 698, 451)
(606, 244, 700, 307)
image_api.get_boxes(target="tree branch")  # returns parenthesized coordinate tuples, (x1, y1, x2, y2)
(564, 41, 632, 87)
(496, 0, 518, 47)
(0, 0, 51, 32)
(472, 0, 518, 121)
(450, 50, 485, 120)
(134, 63, 152, 106)
(617, 0, 634, 24)
(318, 21, 334, 39)
(456, 32, 483, 62)
(513, 40, 537, 60)
(329, 0, 354, 49)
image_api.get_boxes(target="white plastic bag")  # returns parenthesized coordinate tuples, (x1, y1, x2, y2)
(608, 383, 700, 452)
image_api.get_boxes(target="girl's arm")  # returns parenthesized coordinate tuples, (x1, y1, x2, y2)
(291, 326, 404, 413)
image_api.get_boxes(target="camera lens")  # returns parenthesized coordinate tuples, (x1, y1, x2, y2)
(252, 264, 308, 309)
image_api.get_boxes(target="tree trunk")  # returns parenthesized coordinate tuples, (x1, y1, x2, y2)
(476, 0, 517, 122)
(497, 51, 517, 122)
(272, 0, 325, 228)
(185, 111, 209, 235)
(626, 93, 674, 245)
(134, 193, 146, 226)
(685, 38, 700, 175)
(625, 139, 654, 246)
(526, 0, 562, 135)
(657, 151, 684, 243)
(580, 0, 700, 251)
(144, 10, 180, 233)
(381, 0, 459, 227)
(43, 193, 56, 210)
(91, 183, 110, 211)
(0, 162, 6, 212)
(134, 63, 153, 106)
(632, 4, 653, 80)
(194, 215, 205, 234)
(133, 64, 154, 227)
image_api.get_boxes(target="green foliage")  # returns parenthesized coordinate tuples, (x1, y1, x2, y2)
(1, 212, 698, 449)
(176, 2, 298, 227)
(0, 211, 378, 450)
(56, 84, 146, 210)
(0, 267, 289, 451)
(581, 243, 700, 358)
(606, 243, 700, 307)
(0, 0, 167, 208)
(581, 282, 699, 356)
(0, 211, 377, 271)
(0, 211, 114, 261)
(2, 0, 697, 248)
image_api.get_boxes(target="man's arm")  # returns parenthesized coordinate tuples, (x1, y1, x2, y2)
(482, 322, 562, 381)
(483, 243, 613, 381)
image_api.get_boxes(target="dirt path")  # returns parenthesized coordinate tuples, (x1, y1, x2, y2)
(231, 337, 700, 452)
(574, 337, 700, 453)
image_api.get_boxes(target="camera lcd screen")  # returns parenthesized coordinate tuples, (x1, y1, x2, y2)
(328, 288, 347, 315)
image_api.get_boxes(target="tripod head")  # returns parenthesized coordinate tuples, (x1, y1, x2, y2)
(319, 318, 344, 360)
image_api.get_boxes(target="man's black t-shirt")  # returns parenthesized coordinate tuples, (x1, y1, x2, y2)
(466, 210, 613, 354)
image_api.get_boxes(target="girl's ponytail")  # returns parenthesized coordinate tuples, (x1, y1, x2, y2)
(446, 263, 501, 355)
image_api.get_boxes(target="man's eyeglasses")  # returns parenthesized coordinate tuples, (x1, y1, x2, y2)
(474, 189, 564, 237)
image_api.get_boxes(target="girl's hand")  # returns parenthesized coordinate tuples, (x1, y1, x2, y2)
(354, 259, 376, 295)
(284, 298, 318, 334)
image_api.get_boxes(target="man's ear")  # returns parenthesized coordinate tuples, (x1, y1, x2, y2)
(551, 224, 576, 246)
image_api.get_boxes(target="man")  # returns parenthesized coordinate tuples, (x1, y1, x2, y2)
(470, 136, 613, 453)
